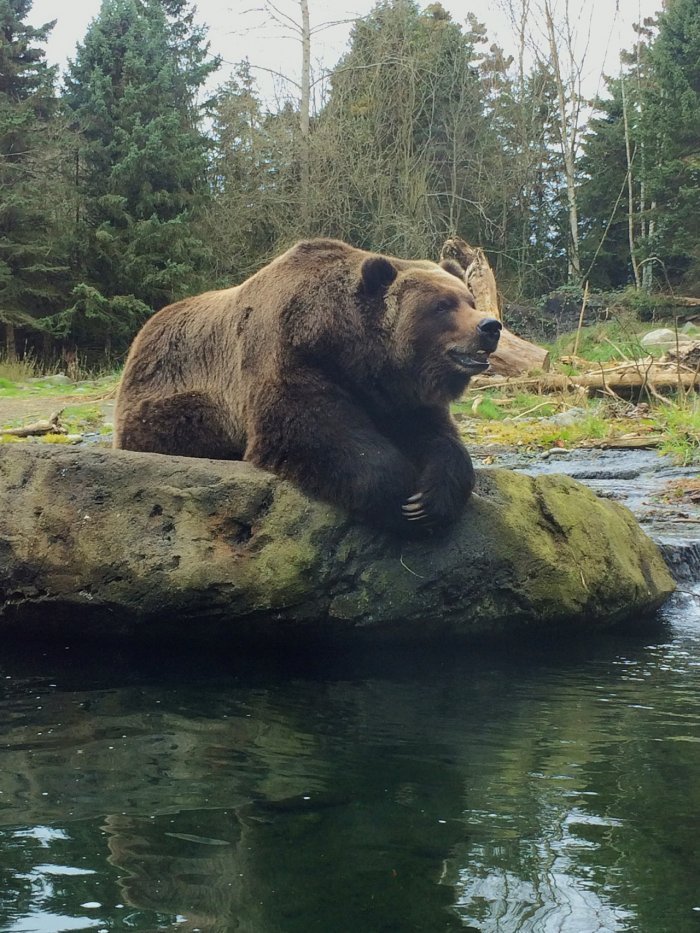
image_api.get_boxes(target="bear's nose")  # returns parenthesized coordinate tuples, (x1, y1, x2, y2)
(477, 317, 502, 351)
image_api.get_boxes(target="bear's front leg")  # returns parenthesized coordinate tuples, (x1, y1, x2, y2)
(245, 380, 420, 532)
(393, 408, 475, 529)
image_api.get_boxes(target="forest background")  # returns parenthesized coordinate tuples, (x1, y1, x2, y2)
(1, 0, 698, 362)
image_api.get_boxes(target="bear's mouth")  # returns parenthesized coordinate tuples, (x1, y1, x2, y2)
(447, 348, 491, 374)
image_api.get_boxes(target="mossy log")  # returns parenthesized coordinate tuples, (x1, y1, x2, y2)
(0, 445, 674, 645)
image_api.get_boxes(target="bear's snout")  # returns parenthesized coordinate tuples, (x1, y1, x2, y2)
(477, 317, 502, 353)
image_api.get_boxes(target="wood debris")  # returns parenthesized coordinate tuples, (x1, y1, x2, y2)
(663, 340, 700, 371)
(582, 435, 664, 450)
(1, 409, 66, 437)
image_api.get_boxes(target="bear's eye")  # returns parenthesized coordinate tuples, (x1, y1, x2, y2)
(434, 299, 453, 316)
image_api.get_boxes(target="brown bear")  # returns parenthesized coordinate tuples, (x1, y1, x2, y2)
(114, 239, 501, 533)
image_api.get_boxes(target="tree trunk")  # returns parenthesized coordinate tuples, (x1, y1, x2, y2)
(621, 74, 641, 288)
(299, 0, 311, 228)
(5, 323, 17, 362)
(642, 204, 656, 291)
(544, 0, 581, 281)
(488, 331, 550, 377)
(441, 237, 550, 376)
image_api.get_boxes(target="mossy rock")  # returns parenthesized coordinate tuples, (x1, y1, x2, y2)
(0, 445, 674, 644)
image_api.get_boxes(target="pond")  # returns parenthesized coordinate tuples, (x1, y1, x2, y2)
(1, 585, 699, 933)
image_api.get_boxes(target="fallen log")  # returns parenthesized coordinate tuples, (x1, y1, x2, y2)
(668, 297, 700, 308)
(583, 435, 664, 450)
(440, 237, 550, 377)
(488, 330, 550, 377)
(1, 409, 65, 437)
(471, 363, 700, 394)
(0, 445, 674, 643)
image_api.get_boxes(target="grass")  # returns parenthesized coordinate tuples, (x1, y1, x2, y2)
(0, 400, 114, 444)
(455, 313, 700, 463)
(0, 355, 41, 384)
(655, 399, 700, 465)
(454, 392, 560, 421)
(455, 396, 700, 466)
(546, 315, 665, 365)
(0, 371, 120, 400)
(456, 396, 657, 450)
(0, 380, 71, 398)
(456, 378, 699, 463)
(454, 314, 700, 466)
(61, 404, 110, 433)
(0, 350, 120, 386)
(0, 358, 120, 438)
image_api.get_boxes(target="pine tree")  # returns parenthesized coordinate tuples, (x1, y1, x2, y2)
(579, 80, 632, 288)
(59, 0, 219, 350)
(578, 19, 661, 291)
(480, 51, 569, 296)
(643, 0, 700, 288)
(205, 62, 279, 282)
(0, 0, 65, 356)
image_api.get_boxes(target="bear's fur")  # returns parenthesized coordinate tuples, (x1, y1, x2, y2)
(114, 239, 501, 532)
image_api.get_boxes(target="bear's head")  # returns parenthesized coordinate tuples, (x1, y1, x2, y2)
(360, 255, 502, 404)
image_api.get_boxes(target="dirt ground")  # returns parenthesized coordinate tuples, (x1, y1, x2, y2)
(0, 395, 115, 425)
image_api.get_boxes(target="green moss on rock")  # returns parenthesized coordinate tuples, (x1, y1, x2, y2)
(0, 446, 676, 643)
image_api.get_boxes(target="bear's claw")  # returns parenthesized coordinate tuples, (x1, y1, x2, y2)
(402, 493, 428, 522)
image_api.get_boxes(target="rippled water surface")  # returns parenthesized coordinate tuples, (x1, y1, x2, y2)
(1, 592, 699, 933)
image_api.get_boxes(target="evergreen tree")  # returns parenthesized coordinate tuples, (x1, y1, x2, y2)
(520, 67, 571, 295)
(484, 55, 569, 296)
(578, 19, 660, 291)
(578, 80, 632, 288)
(205, 62, 280, 282)
(59, 0, 219, 350)
(643, 0, 700, 288)
(0, 0, 66, 356)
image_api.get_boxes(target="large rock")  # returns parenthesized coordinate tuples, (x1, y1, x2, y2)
(640, 327, 692, 351)
(0, 445, 674, 643)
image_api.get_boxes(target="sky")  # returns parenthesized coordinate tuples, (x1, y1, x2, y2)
(27, 0, 665, 107)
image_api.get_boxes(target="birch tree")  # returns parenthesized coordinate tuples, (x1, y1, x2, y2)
(541, 0, 586, 280)
(234, 0, 357, 231)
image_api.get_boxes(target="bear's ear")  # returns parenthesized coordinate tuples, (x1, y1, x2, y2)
(361, 256, 397, 295)
(440, 258, 466, 281)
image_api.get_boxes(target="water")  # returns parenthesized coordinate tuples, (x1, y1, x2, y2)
(1, 591, 699, 933)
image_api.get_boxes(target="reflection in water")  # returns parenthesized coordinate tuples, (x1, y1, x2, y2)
(0, 592, 699, 932)
(452, 807, 634, 931)
(103, 812, 246, 932)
